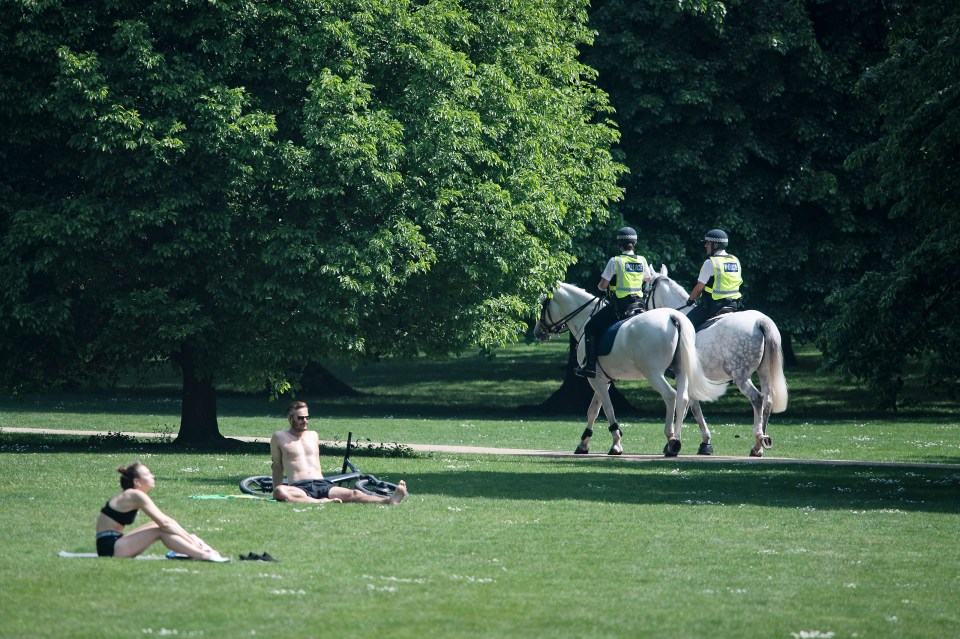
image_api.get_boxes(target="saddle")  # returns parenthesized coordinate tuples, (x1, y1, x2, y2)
(697, 307, 736, 332)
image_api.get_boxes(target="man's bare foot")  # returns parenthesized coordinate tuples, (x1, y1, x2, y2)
(387, 480, 408, 505)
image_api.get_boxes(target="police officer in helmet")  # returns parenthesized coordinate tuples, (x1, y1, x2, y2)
(574, 226, 650, 379)
(684, 228, 744, 330)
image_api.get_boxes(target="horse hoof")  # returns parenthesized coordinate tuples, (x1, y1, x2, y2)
(750, 447, 763, 457)
(663, 439, 681, 457)
(697, 443, 714, 455)
(761, 436, 773, 450)
(608, 448, 622, 456)
(574, 446, 590, 455)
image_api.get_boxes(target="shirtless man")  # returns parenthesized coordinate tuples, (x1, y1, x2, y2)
(270, 401, 408, 505)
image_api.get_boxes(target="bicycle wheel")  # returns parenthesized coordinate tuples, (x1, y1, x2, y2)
(354, 476, 397, 498)
(239, 476, 274, 496)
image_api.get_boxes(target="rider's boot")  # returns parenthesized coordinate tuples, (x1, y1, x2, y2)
(575, 334, 597, 378)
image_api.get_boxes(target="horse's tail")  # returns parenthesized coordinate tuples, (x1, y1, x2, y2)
(757, 316, 789, 413)
(670, 310, 728, 402)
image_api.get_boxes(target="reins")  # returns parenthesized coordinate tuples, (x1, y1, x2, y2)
(539, 294, 603, 342)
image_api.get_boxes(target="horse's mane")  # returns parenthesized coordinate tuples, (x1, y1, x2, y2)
(559, 282, 591, 296)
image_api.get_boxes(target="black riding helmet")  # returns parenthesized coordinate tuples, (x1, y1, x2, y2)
(617, 226, 638, 246)
(704, 229, 729, 245)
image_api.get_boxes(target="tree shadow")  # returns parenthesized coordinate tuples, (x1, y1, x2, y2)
(401, 458, 960, 514)
(3, 434, 958, 515)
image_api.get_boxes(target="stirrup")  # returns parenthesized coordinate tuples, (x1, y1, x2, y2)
(574, 366, 596, 379)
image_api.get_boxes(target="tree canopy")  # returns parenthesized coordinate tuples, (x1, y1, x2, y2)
(582, 0, 893, 341)
(575, 0, 958, 407)
(817, 0, 960, 407)
(3, 0, 956, 426)
(0, 0, 624, 440)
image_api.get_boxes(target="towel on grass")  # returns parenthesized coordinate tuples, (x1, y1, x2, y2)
(58, 551, 168, 560)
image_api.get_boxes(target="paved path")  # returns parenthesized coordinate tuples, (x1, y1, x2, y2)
(6, 427, 960, 470)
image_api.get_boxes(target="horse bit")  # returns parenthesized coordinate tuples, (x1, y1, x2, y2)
(536, 295, 601, 343)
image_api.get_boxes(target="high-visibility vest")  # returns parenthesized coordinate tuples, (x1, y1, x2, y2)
(611, 254, 646, 298)
(705, 255, 742, 300)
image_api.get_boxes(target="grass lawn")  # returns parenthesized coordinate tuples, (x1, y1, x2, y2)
(1, 447, 958, 638)
(1, 342, 959, 638)
(1, 341, 957, 464)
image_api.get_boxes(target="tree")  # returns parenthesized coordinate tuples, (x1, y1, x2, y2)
(0, 0, 624, 442)
(817, 1, 960, 407)
(583, 0, 893, 343)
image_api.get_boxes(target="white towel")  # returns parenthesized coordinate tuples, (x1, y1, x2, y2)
(58, 550, 168, 560)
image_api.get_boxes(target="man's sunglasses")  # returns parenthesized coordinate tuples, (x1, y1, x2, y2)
(293, 415, 310, 421)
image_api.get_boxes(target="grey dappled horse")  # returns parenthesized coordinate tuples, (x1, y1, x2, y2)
(534, 283, 727, 455)
(645, 266, 788, 456)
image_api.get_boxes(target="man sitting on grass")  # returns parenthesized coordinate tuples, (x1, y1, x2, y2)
(270, 401, 408, 505)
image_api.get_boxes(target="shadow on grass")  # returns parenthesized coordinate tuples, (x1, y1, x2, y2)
(3, 388, 959, 425)
(399, 458, 960, 515)
(5, 433, 958, 514)
(0, 432, 415, 460)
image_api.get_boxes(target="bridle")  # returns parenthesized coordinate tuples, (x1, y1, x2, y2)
(645, 274, 689, 312)
(536, 294, 602, 342)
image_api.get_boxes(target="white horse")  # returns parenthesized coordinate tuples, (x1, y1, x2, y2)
(644, 266, 789, 456)
(534, 283, 727, 455)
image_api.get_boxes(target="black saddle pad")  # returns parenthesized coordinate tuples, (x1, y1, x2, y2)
(598, 319, 630, 356)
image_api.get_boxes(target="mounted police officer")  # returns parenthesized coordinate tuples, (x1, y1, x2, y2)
(685, 228, 744, 330)
(574, 226, 650, 378)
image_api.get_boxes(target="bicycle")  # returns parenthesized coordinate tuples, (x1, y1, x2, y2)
(239, 431, 398, 498)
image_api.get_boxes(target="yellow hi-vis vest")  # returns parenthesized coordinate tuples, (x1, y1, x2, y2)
(706, 255, 742, 300)
(611, 254, 646, 299)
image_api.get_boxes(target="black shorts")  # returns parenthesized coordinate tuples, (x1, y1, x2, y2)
(96, 531, 123, 557)
(290, 479, 335, 499)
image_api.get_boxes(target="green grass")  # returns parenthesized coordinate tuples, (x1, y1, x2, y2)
(1, 342, 957, 464)
(1, 343, 959, 638)
(1, 448, 958, 638)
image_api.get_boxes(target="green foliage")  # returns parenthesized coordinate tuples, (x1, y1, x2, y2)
(583, 0, 892, 338)
(0, 0, 624, 432)
(819, 0, 960, 407)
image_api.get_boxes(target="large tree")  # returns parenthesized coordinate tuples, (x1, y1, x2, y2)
(0, 0, 624, 442)
(818, 0, 960, 407)
(583, 0, 893, 343)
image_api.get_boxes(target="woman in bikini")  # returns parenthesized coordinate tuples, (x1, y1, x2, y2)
(95, 461, 229, 561)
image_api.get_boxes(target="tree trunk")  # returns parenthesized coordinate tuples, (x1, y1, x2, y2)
(299, 362, 362, 396)
(174, 346, 225, 445)
(519, 334, 637, 416)
(781, 331, 799, 367)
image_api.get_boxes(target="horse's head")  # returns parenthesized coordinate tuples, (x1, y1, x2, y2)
(533, 283, 602, 342)
(533, 293, 563, 342)
(645, 265, 689, 311)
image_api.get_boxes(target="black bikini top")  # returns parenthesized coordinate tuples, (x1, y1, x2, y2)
(101, 500, 138, 526)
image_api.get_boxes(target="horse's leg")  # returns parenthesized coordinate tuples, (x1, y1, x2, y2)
(757, 370, 775, 450)
(732, 375, 768, 457)
(575, 392, 604, 454)
(587, 377, 623, 455)
(646, 375, 680, 456)
(690, 400, 713, 455)
(673, 367, 691, 449)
